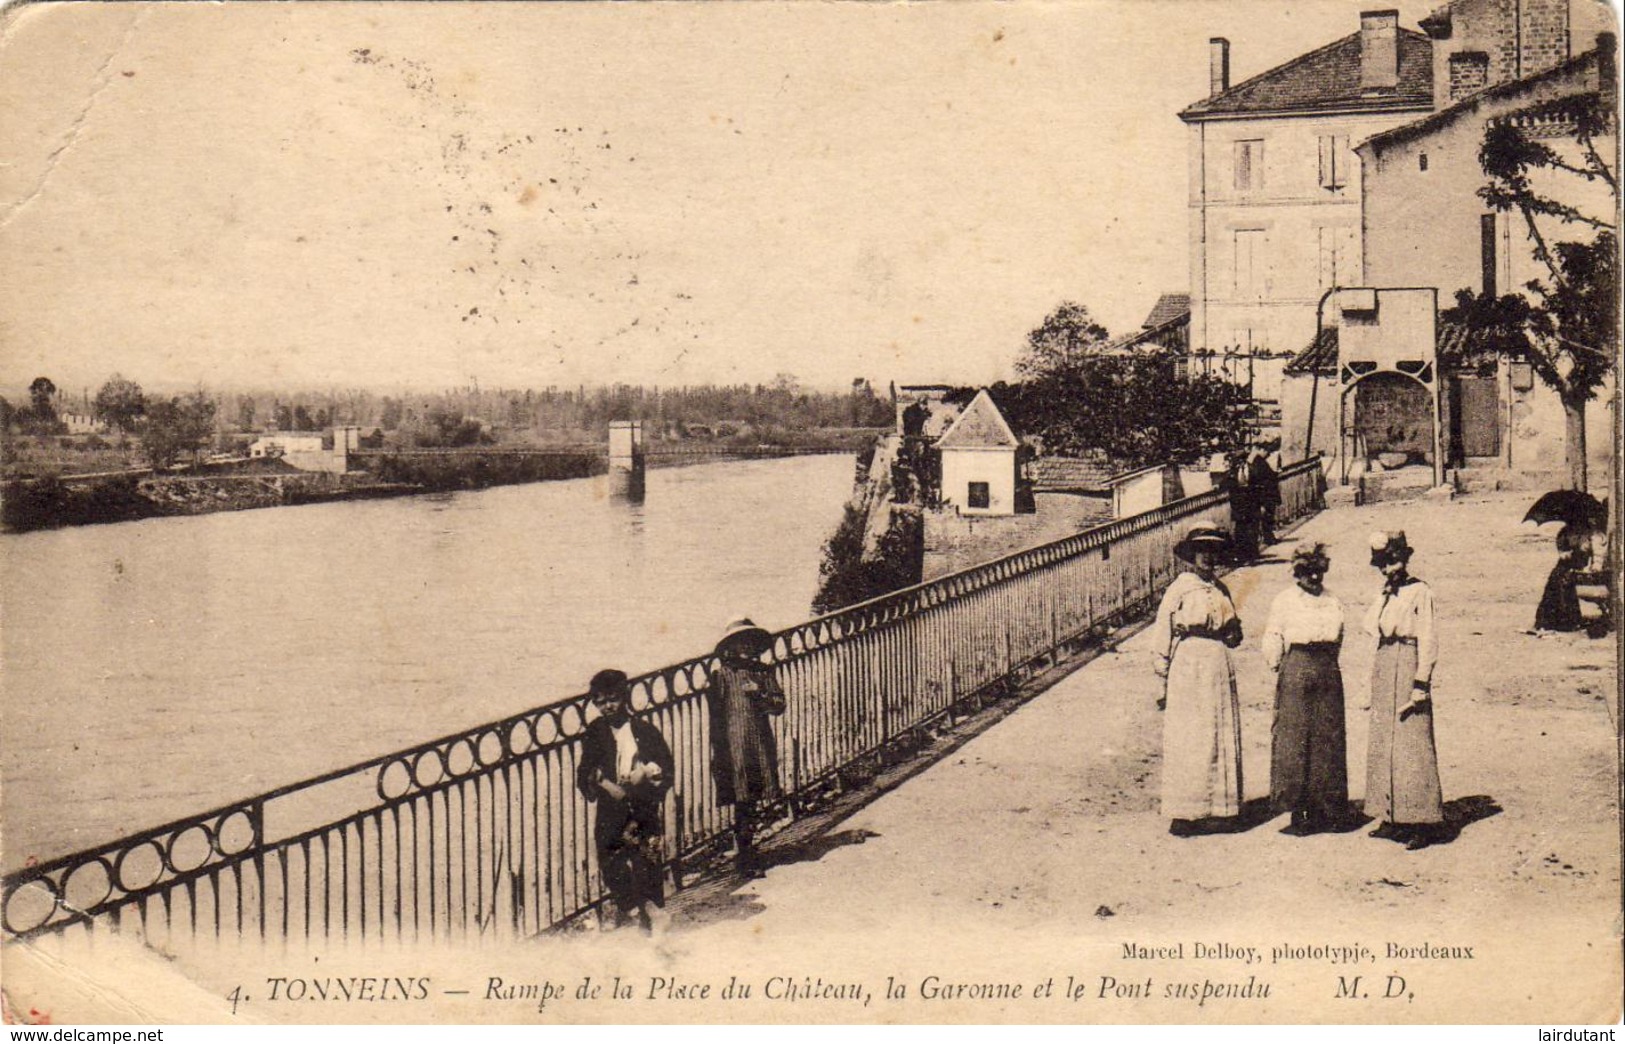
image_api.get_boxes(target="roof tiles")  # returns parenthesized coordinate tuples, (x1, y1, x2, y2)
(1182, 29, 1433, 120)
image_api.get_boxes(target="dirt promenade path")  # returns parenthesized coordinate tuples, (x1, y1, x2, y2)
(665, 490, 1620, 1022)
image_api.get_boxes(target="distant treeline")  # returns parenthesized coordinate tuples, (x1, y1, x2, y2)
(368, 451, 604, 490)
(9, 377, 895, 437)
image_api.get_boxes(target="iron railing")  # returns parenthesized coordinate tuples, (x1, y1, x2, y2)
(2, 459, 1325, 947)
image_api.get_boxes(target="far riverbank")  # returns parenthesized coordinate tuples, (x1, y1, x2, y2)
(1, 441, 868, 533)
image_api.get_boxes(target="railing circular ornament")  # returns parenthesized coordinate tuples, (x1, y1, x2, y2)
(377, 759, 414, 802)
(3, 878, 58, 935)
(507, 719, 535, 757)
(167, 825, 214, 874)
(476, 729, 505, 768)
(62, 858, 113, 913)
(114, 841, 165, 892)
(216, 810, 256, 856)
(534, 710, 560, 745)
(411, 749, 445, 788)
(445, 738, 477, 778)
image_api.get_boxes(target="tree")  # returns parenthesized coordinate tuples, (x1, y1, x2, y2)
(1003, 356, 1248, 468)
(811, 503, 923, 614)
(236, 395, 257, 431)
(93, 374, 147, 433)
(23, 376, 62, 433)
(1467, 91, 1617, 490)
(142, 392, 217, 468)
(406, 407, 490, 448)
(1015, 301, 1113, 379)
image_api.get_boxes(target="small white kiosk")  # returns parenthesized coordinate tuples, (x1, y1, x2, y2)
(936, 389, 1020, 516)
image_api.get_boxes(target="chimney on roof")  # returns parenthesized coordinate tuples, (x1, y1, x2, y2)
(1447, 51, 1490, 102)
(1209, 37, 1230, 97)
(1360, 10, 1401, 91)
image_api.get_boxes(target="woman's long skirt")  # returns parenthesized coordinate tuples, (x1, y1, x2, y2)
(1161, 637, 1243, 820)
(1534, 560, 1583, 631)
(1269, 643, 1349, 821)
(1365, 639, 1444, 824)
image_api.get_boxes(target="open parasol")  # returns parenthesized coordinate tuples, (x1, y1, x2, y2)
(1523, 490, 1608, 529)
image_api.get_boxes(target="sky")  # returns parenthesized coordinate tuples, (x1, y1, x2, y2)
(0, 0, 1448, 396)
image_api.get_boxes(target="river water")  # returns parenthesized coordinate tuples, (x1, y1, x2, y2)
(1, 455, 853, 869)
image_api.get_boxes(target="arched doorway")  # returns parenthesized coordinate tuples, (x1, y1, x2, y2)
(1343, 371, 1436, 474)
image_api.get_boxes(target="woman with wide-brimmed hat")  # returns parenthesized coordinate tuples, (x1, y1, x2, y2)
(1363, 530, 1445, 850)
(708, 616, 786, 876)
(1150, 522, 1245, 836)
(1262, 542, 1350, 834)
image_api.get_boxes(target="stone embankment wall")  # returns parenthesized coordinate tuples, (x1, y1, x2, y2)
(2, 473, 389, 531)
(922, 493, 1111, 581)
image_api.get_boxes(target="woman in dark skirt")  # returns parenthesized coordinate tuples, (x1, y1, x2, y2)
(708, 617, 786, 877)
(1364, 530, 1445, 850)
(1261, 543, 1349, 833)
(1534, 523, 1588, 632)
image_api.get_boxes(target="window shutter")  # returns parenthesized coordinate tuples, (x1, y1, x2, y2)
(1480, 214, 1498, 298)
(1319, 136, 1333, 189)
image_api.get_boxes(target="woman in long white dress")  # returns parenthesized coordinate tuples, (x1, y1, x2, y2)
(1151, 522, 1245, 836)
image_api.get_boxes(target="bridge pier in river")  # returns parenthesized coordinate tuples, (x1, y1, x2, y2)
(608, 420, 646, 501)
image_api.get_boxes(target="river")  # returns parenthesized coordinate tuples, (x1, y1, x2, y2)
(0, 455, 853, 869)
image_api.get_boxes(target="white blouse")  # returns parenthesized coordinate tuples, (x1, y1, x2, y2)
(612, 721, 638, 782)
(1150, 571, 1239, 676)
(1363, 579, 1439, 684)
(1261, 585, 1345, 670)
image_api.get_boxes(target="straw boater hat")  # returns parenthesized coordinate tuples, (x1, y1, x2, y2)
(1174, 522, 1230, 564)
(1292, 542, 1330, 575)
(1369, 530, 1413, 567)
(717, 616, 773, 656)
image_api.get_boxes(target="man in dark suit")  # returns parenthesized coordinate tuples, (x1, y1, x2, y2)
(1248, 441, 1282, 545)
(1225, 451, 1259, 562)
(576, 669, 675, 932)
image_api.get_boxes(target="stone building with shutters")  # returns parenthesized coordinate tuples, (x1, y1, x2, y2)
(1179, 11, 1435, 404)
(1329, 4, 1614, 484)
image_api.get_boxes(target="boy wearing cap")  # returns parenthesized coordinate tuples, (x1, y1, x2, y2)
(577, 669, 675, 931)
